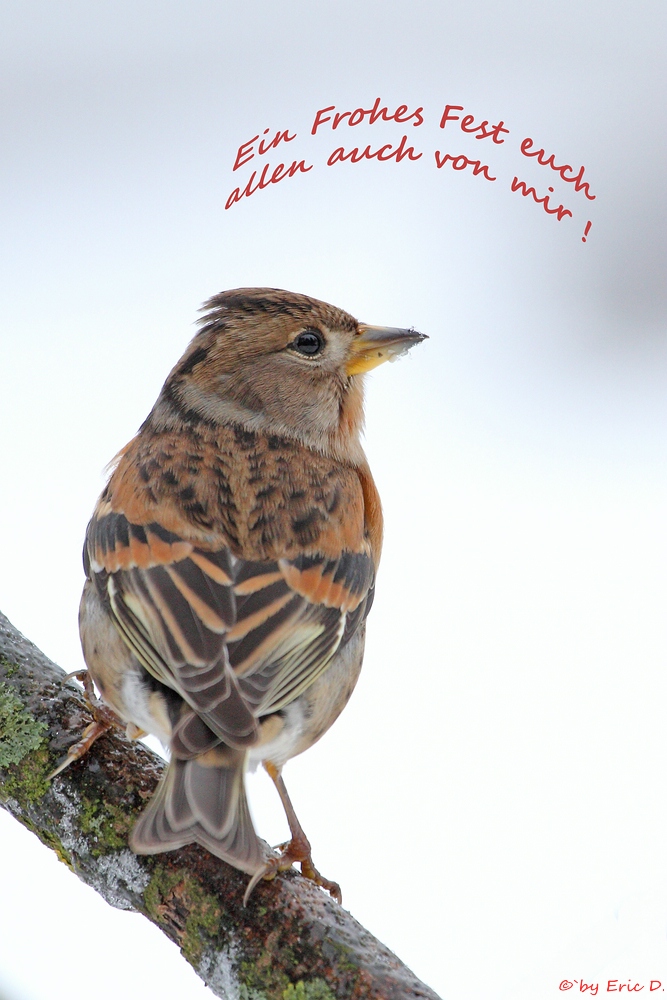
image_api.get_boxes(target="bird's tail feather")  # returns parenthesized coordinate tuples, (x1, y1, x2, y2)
(130, 750, 265, 875)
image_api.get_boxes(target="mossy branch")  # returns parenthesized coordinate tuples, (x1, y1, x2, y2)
(0, 611, 440, 1000)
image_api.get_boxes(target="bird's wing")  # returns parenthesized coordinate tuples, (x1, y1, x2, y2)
(85, 509, 374, 747)
(231, 549, 374, 716)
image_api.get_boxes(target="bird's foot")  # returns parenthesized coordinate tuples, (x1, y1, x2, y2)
(299, 854, 342, 905)
(61, 668, 97, 708)
(48, 670, 123, 779)
(243, 832, 342, 906)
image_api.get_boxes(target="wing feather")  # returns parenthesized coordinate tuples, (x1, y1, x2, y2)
(86, 509, 375, 747)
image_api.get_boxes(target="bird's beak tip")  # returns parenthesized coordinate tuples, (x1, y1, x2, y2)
(346, 323, 428, 375)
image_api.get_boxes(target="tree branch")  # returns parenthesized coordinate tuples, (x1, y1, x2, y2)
(0, 611, 440, 1000)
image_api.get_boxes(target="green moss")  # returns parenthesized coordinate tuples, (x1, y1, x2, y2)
(78, 795, 133, 855)
(238, 974, 336, 1000)
(328, 942, 357, 975)
(282, 981, 336, 1000)
(5, 804, 74, 870)
(182, 894, 222, 965)
(143, 866, 184, 919)
(0, 654, 19, 677)
(143, 866, 222, 966)
(37, 825, 74, 870)
(0, 742, 51, 807)
(240, 958, 337, 1000)
(0, 683, 47, 768)
(240, 961, 290, 998)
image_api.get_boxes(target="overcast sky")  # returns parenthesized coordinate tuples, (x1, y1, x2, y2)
(1, 2, 667, 999)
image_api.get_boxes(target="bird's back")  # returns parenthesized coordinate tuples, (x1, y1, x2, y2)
(101, 416, 378, 565)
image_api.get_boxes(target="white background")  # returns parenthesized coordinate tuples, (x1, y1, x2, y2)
(1, 2, 667, 998)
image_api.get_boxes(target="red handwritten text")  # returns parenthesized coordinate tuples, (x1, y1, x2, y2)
(439, 104, 509, 143)
(327, 135, 421, 165)
(312, 98, 424, 135)
(434, 151, 496, 180)
(233, 128, 297, 171)
(511, 176, 572, 220)
(224, 101, 596, 238)
(225, 159, 312, 209)
(607, 981, 662, 992)
(520, 137, 596, 200)
(560, 980, 662, 994)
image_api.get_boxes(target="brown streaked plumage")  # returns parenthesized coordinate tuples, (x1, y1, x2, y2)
(59, 287, 426, 903)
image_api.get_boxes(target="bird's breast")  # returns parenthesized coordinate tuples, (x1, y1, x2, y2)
(106, 421, 370, 563)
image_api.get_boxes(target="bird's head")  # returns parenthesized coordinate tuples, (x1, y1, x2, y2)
(154, 287, 426, 462)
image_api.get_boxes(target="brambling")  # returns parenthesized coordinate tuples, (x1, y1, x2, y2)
(63, 288, 425, 903)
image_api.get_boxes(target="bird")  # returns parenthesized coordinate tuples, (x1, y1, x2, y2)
(55, 287, 426, 904)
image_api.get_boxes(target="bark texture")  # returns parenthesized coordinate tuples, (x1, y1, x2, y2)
(0, 611, 440, 1000)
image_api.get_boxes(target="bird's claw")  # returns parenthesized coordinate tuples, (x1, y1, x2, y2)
(243, 839, 342, 906)
(48, 671, 122, 779)
(47, 717, 115, 779)
(300, 858, 342, 905)
(60, 668, 98, 706)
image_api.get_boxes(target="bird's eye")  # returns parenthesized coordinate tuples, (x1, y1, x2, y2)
(292, 330, 324, 356)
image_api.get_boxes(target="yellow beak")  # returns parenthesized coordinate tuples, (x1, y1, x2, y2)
(346, 324, 428, 376)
